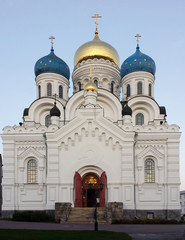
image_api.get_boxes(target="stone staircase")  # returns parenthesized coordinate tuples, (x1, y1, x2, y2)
(66, 207, 108, 224)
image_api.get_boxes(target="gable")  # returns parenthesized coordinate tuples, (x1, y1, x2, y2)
(46, 108, 134, 150)
(136, 145, 164, 167)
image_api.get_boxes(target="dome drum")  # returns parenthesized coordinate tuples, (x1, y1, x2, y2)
(121, 71, 155, 100)
(35, 73, 69, 101)
(72, 59, 121, 97)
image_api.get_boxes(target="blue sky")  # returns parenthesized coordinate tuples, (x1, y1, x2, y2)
(0, 0, 185, 189)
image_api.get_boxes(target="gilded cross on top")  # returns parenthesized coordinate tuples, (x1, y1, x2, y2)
(135, 33, 141, 44)
(91, 13, 102, 31)
(53, 93, 58, 104)
(49, 36, 55, 48)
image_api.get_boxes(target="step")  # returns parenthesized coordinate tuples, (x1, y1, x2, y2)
(65, 207, 108, 224)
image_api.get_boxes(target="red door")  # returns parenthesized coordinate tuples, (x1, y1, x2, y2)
(75, 172, 82, 207)
(82, 173, 99, 207)
(99, 171, 106, 207)
(75, 171, 106, 207)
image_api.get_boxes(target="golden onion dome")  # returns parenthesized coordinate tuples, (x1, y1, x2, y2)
(74, 31, 120, 66)
(84, 81, 98, 92)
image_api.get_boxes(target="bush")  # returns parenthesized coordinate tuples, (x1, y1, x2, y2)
(13, 211, 51, 222)
(112, 218, 182, 224)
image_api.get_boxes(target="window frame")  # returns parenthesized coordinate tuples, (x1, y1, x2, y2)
(94, 80, 98, 88)
(136, 113, 144, 125)
(45, 115, 51, 127)
(127, 84, 131, 97)
(111, 81, 114, 93)
(137, 82, 142, 95)
(78, 82, 82, 91)
(27, 159, 37, 184)
(59, 85, 63, 98)
(47, 83, 52, 96)
(38, 85, 41, 98)
(144, 158, 155, 183)
(149, 84, 152, 96)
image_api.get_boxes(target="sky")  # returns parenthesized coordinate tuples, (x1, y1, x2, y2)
(0, 0, 185, 189)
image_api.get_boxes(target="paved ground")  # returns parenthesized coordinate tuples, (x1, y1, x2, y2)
(0, 220, 185, 240)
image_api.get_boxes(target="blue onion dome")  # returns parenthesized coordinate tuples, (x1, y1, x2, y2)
(122, 102, 132, 116)
(34, 47, 70, 80)
(50, 102, 61, 117)
(120, 44, 156, 78)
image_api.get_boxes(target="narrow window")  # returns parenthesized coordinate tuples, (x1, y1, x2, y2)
(38, 85, 41, 98)
(149, 84, 152, 96)
(127, 84, 131, 97)
(27, 159, 37, 183)
(94, 80, 98, 88)
(45, 115, 51, 127)
(137, 82, 142, 95)
(59, 85, 63, 98)
(136, 113, 144, 125)
(47, 83, 52, 96)
(147, 212, 154, 219)
(145, 159, 155, 183)
(111, 82, 114, 93)
(78, 82, 81, 91)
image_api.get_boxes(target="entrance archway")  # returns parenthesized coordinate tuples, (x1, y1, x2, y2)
(74, 171, 106, 208)
(82, 173, 99, 207)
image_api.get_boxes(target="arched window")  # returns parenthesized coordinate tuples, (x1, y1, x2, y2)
(78, 82, 81, 91)
(144, 159, 155, 183)
(45, 115, 51, 127)
(59, 85, 63, 98)
(136, 113, 144, 125)
(38, 85, 41, 98)
(127, 84, 131, 97)
(111, 82, 114, 93)
(47, 83, 52, 96)
(27, 159, 37, 183)
(149, 84, 152, 96)
(137, 82, 142, 95)
(94, 80, 98, 88)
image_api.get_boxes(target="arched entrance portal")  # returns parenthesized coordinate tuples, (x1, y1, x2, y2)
(75, 171, 106, 207)
(82, 173, 99, 207)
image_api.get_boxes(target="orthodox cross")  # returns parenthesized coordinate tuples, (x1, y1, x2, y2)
(91, 13, 102, 31)
(135, 33, 141, 44)
(49, 36, 55, 48)
(53, 93, 58, 105)
(123, 93, 128, 103)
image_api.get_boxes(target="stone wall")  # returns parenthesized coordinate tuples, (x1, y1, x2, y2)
(123, 209, 181, 220)
(55, 202, 72, 223)
(1, 210, 15, 219)
(107, 202, 123, 223)
(107, 202, 181, 222)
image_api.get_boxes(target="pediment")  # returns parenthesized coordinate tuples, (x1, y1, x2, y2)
(47, 114, 132, 151)
(18, 146, 45, 160)
(136, 145, 164, 167)
(137, 145, 163, 159)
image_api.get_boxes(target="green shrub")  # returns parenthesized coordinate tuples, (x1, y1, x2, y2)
(112, 218, 181, 224)
(13, 211, 51, 222)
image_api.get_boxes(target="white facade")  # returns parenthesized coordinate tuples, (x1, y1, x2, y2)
(1, 33, 181, 220)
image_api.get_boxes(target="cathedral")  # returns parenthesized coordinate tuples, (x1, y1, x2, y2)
(1, 17, 181, 220)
